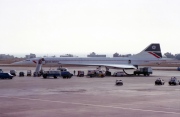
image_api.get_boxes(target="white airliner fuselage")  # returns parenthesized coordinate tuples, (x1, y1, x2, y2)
(42, 57, 160, 65)
(12, 43, 168, 69)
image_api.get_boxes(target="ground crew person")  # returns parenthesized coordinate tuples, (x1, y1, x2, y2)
(74, 70, 76, 75)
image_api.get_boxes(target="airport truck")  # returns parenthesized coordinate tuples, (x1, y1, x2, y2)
(42, 70, 61, 79)
(61, 71, 73, 79)
(0, 73, 14, 79)
(134, 67, 152, 76)
(42, 70, 73, 79)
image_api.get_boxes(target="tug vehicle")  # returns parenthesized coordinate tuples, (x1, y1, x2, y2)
(155, 78, 165, 85)
(115, 80, 123, 86)
(169, 77, 180, 85)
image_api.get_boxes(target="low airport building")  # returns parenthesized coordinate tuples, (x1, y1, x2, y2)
(87, 52, 106, 57)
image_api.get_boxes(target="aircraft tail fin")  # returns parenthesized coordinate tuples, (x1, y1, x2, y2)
(132, 43, 162, 59)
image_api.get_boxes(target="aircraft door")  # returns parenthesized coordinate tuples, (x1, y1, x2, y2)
(42, 58, 46, 65)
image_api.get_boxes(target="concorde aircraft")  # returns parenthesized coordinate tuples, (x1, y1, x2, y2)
(12, 43, 167, 70)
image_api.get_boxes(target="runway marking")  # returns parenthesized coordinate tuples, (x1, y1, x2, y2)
(110, 99, 177, 106)
(1, 96, 180, 115)
(109, 100, 180, 111)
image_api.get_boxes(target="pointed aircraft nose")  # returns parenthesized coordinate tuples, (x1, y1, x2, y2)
(11, 61, 27, 65)
(11, 59, 35, 65)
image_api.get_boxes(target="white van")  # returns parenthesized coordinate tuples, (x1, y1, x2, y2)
(113, 71, 125, 77)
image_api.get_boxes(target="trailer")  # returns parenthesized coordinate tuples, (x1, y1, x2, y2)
(77, 71, 84, 77)
(27, 70, 32, 76)
(134, 67, 152, 76)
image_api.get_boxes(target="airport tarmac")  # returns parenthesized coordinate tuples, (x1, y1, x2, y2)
(0, 66, 180, 117)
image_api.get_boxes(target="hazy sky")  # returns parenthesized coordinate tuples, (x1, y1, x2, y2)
(0, 0, 180, 57)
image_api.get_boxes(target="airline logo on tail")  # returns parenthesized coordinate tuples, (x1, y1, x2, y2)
(145, 44, 162, 58)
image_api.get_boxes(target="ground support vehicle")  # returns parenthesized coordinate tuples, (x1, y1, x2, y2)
(169, 77, 180, 85)
(155, 78, 165, 85)
(177, 67, 180, 71)
(113, 71, 125, 77)
(87, 70, 105, 78)
(61, 71, 73, 79)
(115, 80, 123, 86)
(43, 70, 61, 79)
(10, 70, 17, 76)
(33, 69, 44, 77)
(0, 73, 14, 79)
(27, 70, 32, 76)
(77, 71, 84, 77)
(87, 70, 96, 77)
(105, 71, 111, 76)
(33, 72, 41, 77)
(134, 67, 152, 76)
(19, 72, 25, 77)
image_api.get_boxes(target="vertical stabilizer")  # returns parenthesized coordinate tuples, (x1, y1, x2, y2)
(131, 43, 162, 59)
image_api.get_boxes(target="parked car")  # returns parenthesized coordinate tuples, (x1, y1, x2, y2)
(10, 70, 17, 76)
(169, 77, 180, 85)
(115, 80, 123, 86)
(19, 72, 25, 77)
(113, 71, 125, 77)
(0, 73, 14, 79)
(155, 78, 165, 85)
